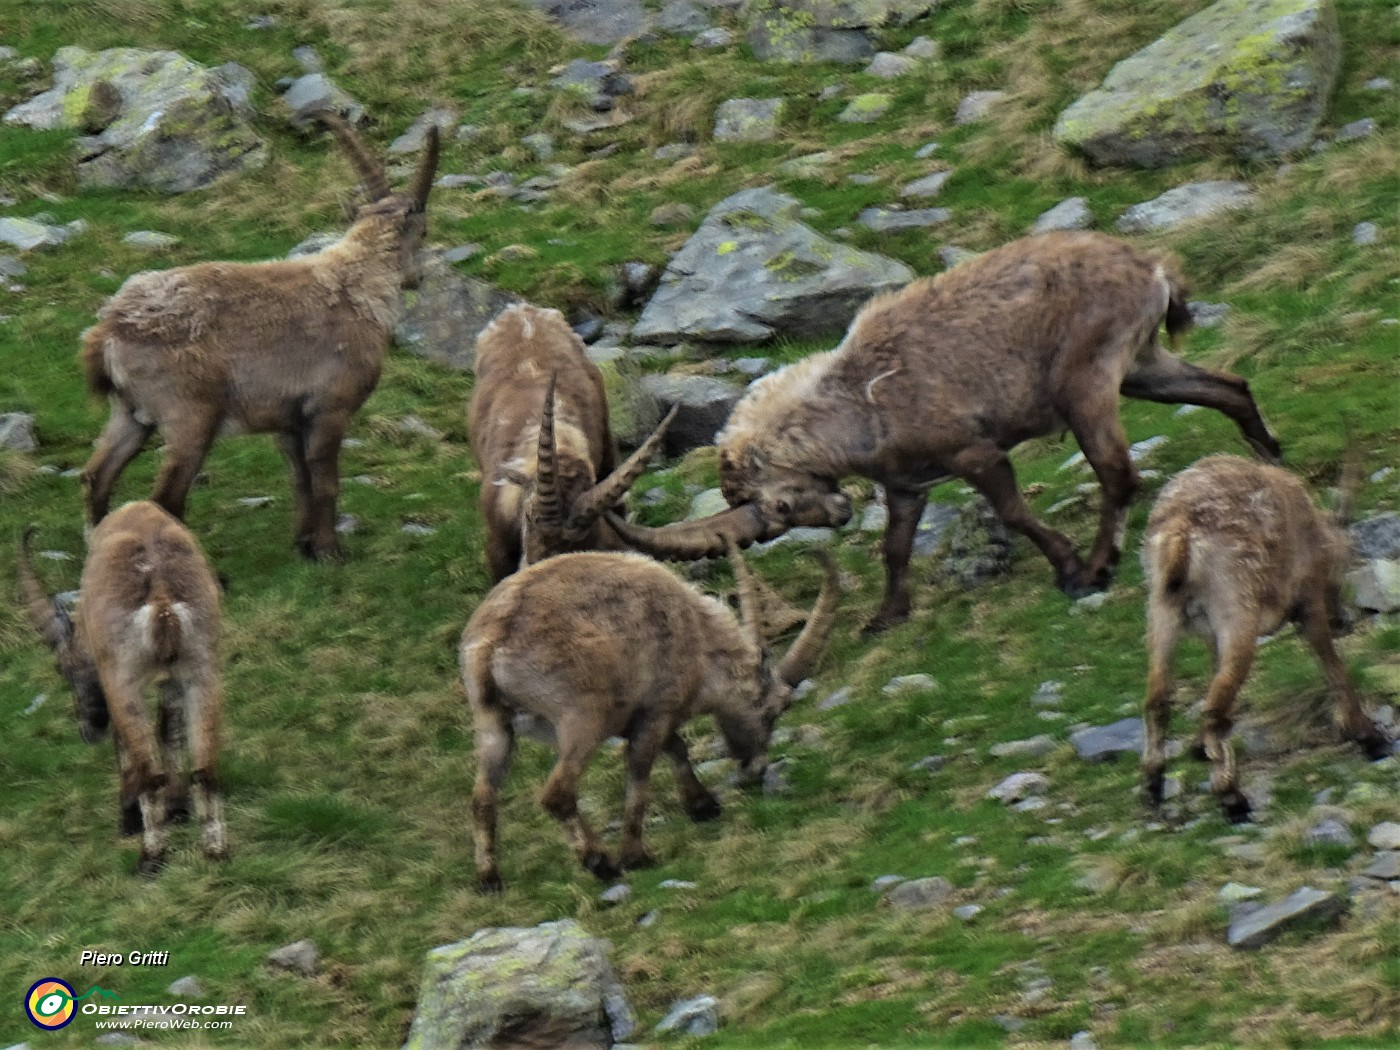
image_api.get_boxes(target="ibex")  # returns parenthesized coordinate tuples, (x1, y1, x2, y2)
(19, 502, 227, 875)
(461, 543, 839, 891)
(608, 232, 1282, 632)
(81, 113, 440, 562)
(1140, 455, 1390, 823)
(468, 304, 677, 581)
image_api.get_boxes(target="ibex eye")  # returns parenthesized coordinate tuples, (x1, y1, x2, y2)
(776, 500, 791, 517)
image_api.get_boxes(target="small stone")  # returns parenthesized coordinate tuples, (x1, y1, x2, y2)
(122, 230, 180, 249)
(267, 939, 318, 976)
(1304, 817, 1354, 847)
(903, 36, 939, 60)
(847, 173, 879, 186)
(693, 27, 733, 48)
(987, 772, 1049, 803)
(882, 673, 936, 697)
(637, 910, 659, 928)
(1013, 796, 1048, 813)
(955, 90, 1005, 125)
(864, 52, 916, 79)
(910, 755, 944, 773)
(655, 994, 719, 1036)
(237, 496, 273, 508)
(291, 45, 322, 73)
(839, 93, 893, 123)
(1228, 886, 1345, 949)
(398, 414, 443, 441)
(1335, 118, 1376, 142)
(401, 522, 436, 536)
(762, 758, 791, 796)
(600, 883, 632, 905)
(1369, 823, 1400, 850)
(1361, 852, 1400, 880)
(1070, 718, 1143, 761)
(521, 132, 555, 160)
(1116, 181, 1256, 233)
(335, 514, 359, 535)
(729, 356, 771, 378)
(653, 143, 696, 161)
(913, 141, 939, 158)
(993, 1014, 1027, 1033)
(818, 686, 854, 710)
(871, 874, 905, 893)
(1129, 435, 1168, 462)
(0, 255, 26, 279)
(886, 876, 953, 909)
(989, 735, 1056, 760)
(246, 15, 276, 28)
(1030, 681, 1063, 707)
(167, 975, 205, 998)
(713, 97, 784, 142)
(1070, 1032, 1099, 1050)
(650, 202, 696, 227)
(659, 879, 697, 890)
(1363, 77, 1394, 91)
(441, 243, 481, 264)
(938, 246, 979, 269)
(1189, 301, 1230, 327)
(953, 904, 982, 921)
(1219, 882, 1263, 903)
(0, 412, 37, 452)
(900, 170, 952, 199)
(1032, 197, 1092, 233)
(1073, 592, 1108, 612)
(1353, 222, 1380, 246)
(858, 206, 951, 232)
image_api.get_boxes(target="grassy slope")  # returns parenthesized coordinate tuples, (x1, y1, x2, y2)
(1, 0, 1398, 1046)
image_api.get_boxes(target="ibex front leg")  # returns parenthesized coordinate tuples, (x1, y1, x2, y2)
(539, 719, 617, 881)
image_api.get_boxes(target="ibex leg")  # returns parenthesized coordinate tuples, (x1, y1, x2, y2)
(666, 732, 721, 822)
(866, 486, 926, 634)
(83, 400, 154, 526)
(1121, 354, 1281, 462)
(1298, 596, 1391, 759)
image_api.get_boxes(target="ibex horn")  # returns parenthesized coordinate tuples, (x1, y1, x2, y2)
(570, 405, 679, 533)
(316, 109, 391, 202)
(776, 549, 839, 688)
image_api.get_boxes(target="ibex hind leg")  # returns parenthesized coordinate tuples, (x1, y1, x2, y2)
(666, 733, 721, 822)
(1060, 389, 1140, 594)
(1298, 597, 1392, 760)
(1202, 631, 1256, 823)
(539, 727, 618, 881)
(865, 487, 925, 634)
(151, 413, 221, 521)
(1121, 355, 1282, 463)
(83, 400, 154, 526)
(470, 705, 516, 894)
(158, 680, 190, 824)
(181, 676, 228, 861)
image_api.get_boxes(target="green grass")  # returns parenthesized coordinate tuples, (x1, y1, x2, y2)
(2, 0, 1399, 1046)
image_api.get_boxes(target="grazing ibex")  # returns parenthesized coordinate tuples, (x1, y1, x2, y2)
(1140, 455, 1390, 823)
(81, 113, 440, 561)
(608, 232, 1281, 631)
(19, 502, 227, 875)
(468, 304, 677, 581)
(461, 543, 839, 891)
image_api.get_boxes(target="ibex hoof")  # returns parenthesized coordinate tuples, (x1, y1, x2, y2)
(166, 799, 190, 824)
(299, 538, 347, 564)
(121, 803, 144, 836)
(688, 794, 722, 822)
(1141, 773, 1165, 809)
(137, 851, 167, 878)
(583, 851, 620, 882)
(1056, 571, 1103, 600)
(1187, 739, 1209, 762)
(1220, 794, 1253, 824)
(1359, 731, 1393, 762)
(620, 849, 657, 871)
(862, 611, 907, 636)
(476, 870, 505, 895)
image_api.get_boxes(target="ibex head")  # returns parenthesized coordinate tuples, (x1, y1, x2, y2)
(17, 527, 109, 744)
(317, 111, 440, 290)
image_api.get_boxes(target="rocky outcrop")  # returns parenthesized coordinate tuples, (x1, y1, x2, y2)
(745, 0, 937, 64)
(528, 0, 649, 44)
(633, 186, 913, 345)
(1053, 0, 1341, 167)
(403, 920, 635, 1050)
(5, 47, 265, 193)
(394, 252, 520, 373)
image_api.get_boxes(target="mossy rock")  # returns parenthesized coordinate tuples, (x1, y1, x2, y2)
(1053, 0, 1340, 167)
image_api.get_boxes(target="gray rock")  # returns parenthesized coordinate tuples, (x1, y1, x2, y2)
(987, 772, 1049, 803)
(636, 374, 741, 455)
(1189, 300, 1231, 327)
(291, 45, 323, 73)
(634, 186, 913, 345)
(745, 15, 877, 63)
(955, 90, 1006, 125)
(1053, 0, 1340, 166)
(655, 994, 719, 1036)
(1349, 560, 1400, 613)
(993, 1014, 1027, 1033)
(1070, 1033, 1099, 1050)
(838, 92, 893, 122)
(0, 412, 37, 452)
(94, 1036, 140, 1048)
(283, 72, 366, 127)
(653, 142, 697, 161)
(660, 879, 698, 889)
(1032, 196, 1093, 233)
(886, 875, 953, 909)
(817, 686, 854, 711)
(528, 0, 649, 43)
(989, 735, 1056, 760)
(267, 939, 318, 977)
(1116, 181, 1257, 232)
(904, 35, 939, 59)
(404, 920, 635, 1048)
(913, 140, 940, 158)
(0, 216, 77, 252)
(1369, 823, 1400, 850)
(900, 170, 952, 199)
(442, 243, 481, 264)
(1227, 886, 1345, 949)
(865, 52, 917, 78)
(857, 206, 951, 232)
(1030, 681, 1064, 707)
(1335, 117, 1376, 142)
(1071, 718, 1144, 761)
(521, 132, 555, 160)
(937, 246, 980, 269)
(122, 230, 179, 249)
(1352, 222, 1380, 245)
(0, 254, 25, 278)
(936, 498, 1014, 587)
(395, 252, 520, 372)
(859, 501, 888, 532)
(762, 756, 792, 795)
(1352, 514, 1400, 559)
(401, 522, 436, 537)
(1129, 435, 1168, 462)
(599, 883, 632, 904)
(650, 202, 696, 228)
(910, 502, 959, 556)
(286, 231, 342, 259)
(658, 0, 712, 35)
(694, 27, 735, 47)
(1362, 852, 1400, 880)
(882, 673, 936, 696)
(389, 106, 458, 154)
(166, 975, 205, 998)
(1304, 817, 1354, 847)
(714, 97, 785, 142)
(729, 356, 771, 378)
(1219, 882, 1263, 902)
(910, 755, 944, 772)
(953, 904, 983, 921)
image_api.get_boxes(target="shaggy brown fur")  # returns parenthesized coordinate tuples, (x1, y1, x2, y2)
(1140, 456, 1390, 822)
(19, 502, 226, 875)
(460, 545, 838, 891)
(80, 114, 439, 562)
(468, 304, 675, 581)
(611, 232, 1281, 631)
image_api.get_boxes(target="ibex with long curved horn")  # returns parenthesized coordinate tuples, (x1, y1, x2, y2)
(19, 502, 226, 875)
(607, 232, 1282, 632)
(461, 543, 840, 891)
(468, 303, 676, 581)
(80, 112, 440, 562)
(1140, 455, 1390, 823)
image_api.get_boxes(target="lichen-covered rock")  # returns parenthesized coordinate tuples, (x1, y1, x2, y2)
(1053, 0, 1341, 167)
(714, 97, 785, 142)
(745, 0, 936, 64)
(954, 90, 1006, 125)
(528, 0, 650, 44)
(633, 186, 913, 345)
(5, 47, 265, 193)
(394, 252, 520, 373)
(838, 92, 892, 123)
(935, 498, 1014, 588)
(403, 919, 635, 1050)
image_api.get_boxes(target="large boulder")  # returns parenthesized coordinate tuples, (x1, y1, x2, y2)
(1053, 0, 1341, 166)
(403, 919, 635, 1050)
(394, 252, 521, 373)
(745, 0, 938, 64)
(4, 47, 266, 193)
(632, 186, 913, 345)
(528, 0, 650, 43)
(639, 374, 744, 455)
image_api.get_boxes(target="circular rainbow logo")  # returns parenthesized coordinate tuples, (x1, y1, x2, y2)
(26, 977, 77, 1030)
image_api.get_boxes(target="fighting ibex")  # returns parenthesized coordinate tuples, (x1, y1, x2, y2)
(1140, 455, 1390, 823)
(461, 543, 839, 891)
(609, 232, 1281, 631)
(19, 502, 226, 875)
(81, 113, 440, 561)
(469, 303, 677, 581)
